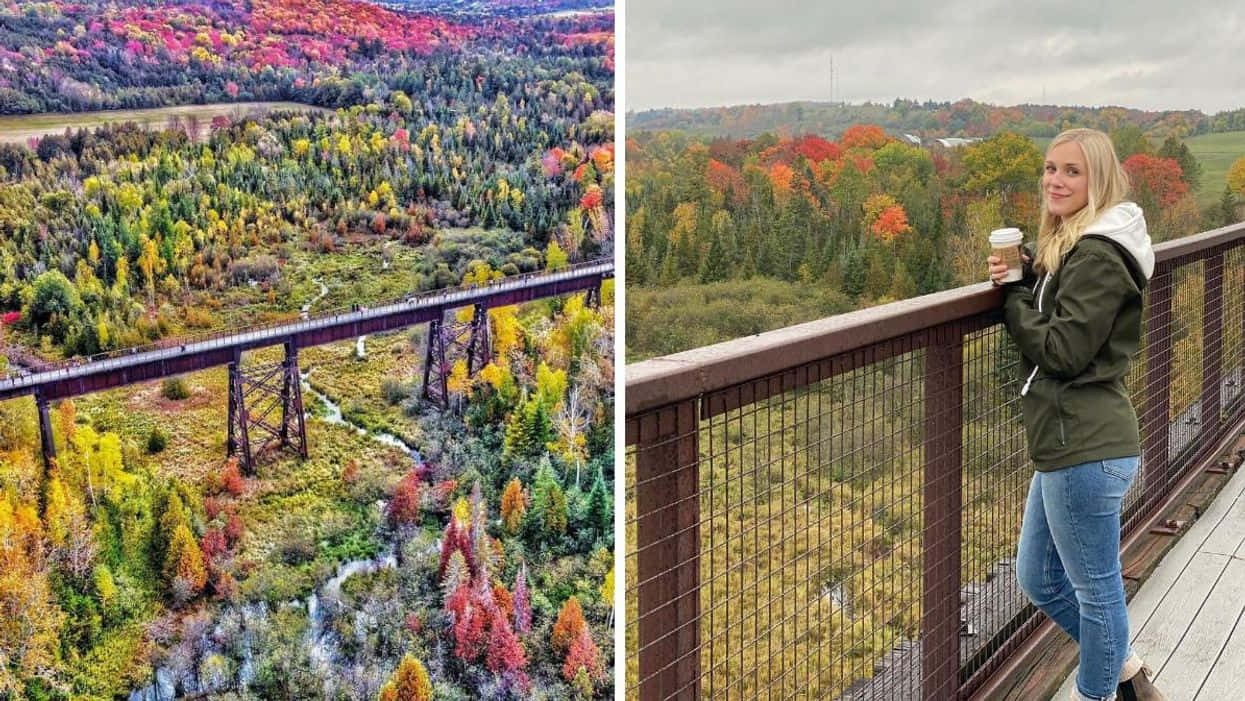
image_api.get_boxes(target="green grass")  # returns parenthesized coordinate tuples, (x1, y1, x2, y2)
(1185, 130, 1245, 206)
(0, 102, 328, 144)
(73, 335, 416, 606)
(626, 277, 855, 361)
(302, 328, 426, 446)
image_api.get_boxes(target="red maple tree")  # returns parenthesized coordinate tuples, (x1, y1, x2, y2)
(562, 628, 602, 682)
(486, 615, 527, 675)
(1123, 154, 1190, 207)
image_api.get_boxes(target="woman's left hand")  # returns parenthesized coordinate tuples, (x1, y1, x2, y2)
(988, 253, 1031, 285)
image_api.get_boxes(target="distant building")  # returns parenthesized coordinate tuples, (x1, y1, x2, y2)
(902, 134, 921, 146)
(934, 137, 980, 148)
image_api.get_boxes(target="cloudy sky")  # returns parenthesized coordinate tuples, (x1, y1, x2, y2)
(625, 0, 1245, 114)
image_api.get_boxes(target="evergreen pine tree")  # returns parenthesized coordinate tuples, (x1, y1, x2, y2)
(546, 482, 568, 536)
(698, 232, 729, 283)
(1220, 185, 1239, 227)
(1157, 135, 1202, 190)
(585, 467, 610, 540)
(841, 246, 867, 298)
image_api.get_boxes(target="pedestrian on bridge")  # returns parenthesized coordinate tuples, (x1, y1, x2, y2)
(988, 128, 1165, 701)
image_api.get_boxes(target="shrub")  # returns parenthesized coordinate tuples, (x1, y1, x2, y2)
(278, 532, 316, 565)
(161, 377, 191, 400)
(220, 458, 244, 496)
(381, 378, 408, 405)
(147, 427, 168, 453)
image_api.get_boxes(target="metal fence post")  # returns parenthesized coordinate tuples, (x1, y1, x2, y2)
(1142, 263, 1173, 506)
(923, 323, 964, 701)
(1201, 250, 1224, 450)
(634, 400, 701, 701)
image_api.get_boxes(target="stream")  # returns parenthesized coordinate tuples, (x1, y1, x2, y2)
(129, 366, 421, 700)
(299, 278, 330, 319)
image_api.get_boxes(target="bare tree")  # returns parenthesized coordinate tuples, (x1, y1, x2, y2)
(556, 384, 595, 487)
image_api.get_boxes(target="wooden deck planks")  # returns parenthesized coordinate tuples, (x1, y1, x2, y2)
(1050, 466, 1245, 700)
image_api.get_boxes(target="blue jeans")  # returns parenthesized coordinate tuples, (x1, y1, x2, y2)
(1015, 456, 1139, 700)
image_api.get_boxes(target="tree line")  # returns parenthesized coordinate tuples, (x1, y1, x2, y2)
(626, 123, 1240, 359)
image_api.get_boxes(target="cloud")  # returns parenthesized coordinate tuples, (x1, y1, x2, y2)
(626, 0, 1245, 113)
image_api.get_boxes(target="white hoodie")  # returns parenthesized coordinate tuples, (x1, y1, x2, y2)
(1081, 201, 1154, 282)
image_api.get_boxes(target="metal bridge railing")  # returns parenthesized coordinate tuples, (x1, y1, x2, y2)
(624, 223, 1245, 700)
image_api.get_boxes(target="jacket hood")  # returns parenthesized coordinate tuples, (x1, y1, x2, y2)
(1082, 201, 1154, 282)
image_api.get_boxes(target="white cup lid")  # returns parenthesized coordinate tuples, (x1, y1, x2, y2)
(989, 227, 1023, 244)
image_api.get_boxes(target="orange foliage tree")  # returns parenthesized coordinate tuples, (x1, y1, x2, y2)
(164, 522, 207, 604)
(840, 124, 890, 150)
(706, 159, 749, 205)
(499, 477, 526, 534)
(872, 205, 912, 242)
(551, 595, 587, 656)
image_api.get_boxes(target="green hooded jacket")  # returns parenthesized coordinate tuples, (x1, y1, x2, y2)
(1002, 202, 1154, 471)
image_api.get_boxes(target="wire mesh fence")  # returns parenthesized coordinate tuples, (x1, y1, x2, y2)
(626, 225, 1245, 701)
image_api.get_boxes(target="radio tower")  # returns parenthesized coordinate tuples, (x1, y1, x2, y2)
(829, 54, 835, 105)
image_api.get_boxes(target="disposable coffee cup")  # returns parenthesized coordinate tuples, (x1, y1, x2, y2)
(989, 227, 1024, 283)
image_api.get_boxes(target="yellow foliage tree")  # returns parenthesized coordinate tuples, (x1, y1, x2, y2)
(601, 565, 615, 626)
(378, 654, 432, 701)
(535, 362, 568, 411)
(546, 239, 569, 271)
(0, 493, 64, 694)
(462, 260, 503, 287)
(164, 522, 207, 603)
(1228, 155, 1245, 195)
(490, 305, 521, 357)
(446, 359, 471, 396)
(453, 496, 472, 529)
(549, 295, 600, 369)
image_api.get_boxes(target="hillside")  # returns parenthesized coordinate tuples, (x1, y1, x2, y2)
(627, 98, 1245, 142)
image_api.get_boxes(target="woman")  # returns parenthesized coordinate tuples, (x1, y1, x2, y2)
(987, 128, 1165, 701)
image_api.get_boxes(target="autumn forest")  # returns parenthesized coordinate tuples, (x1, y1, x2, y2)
(626, 103, 1245, 359)
(0, 0, 615, 699)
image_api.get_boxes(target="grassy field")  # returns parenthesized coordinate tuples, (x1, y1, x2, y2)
(1028, 132, 1243, 208)
(1185, 130, 1245, 206)
(0, 101, 328, 144)
(2, 233, 464, 363)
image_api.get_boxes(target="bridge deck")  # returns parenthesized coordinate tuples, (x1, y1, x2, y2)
(0, 261, 611, 402)
(1052, 461, 1245, 700)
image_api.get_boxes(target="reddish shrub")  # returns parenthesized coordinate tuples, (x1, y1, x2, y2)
(388, 471, 422, 527)
(200, 529, 227, 563)
(220, 458, 244, 496)
(224, 512, 244, 546)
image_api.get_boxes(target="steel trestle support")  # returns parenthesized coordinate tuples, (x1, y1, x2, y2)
(227, 342, 308, 474)
(423, 303, 491, 409)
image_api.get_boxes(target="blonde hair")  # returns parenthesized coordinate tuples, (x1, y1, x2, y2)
(1035, 128, 1131, 274)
